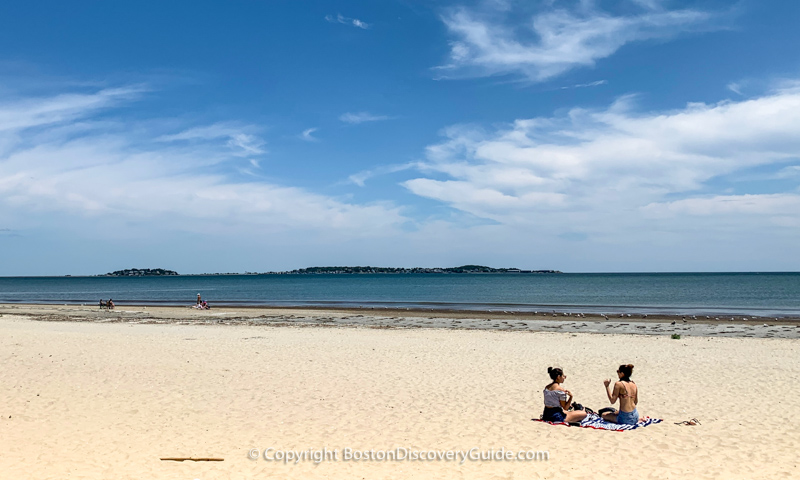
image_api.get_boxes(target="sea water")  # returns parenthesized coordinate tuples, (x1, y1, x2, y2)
(0, 272, 798, 317)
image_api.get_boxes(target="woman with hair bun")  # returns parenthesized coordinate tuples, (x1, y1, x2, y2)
(541, 367, 587, 423)
(602, 364, 639, 424)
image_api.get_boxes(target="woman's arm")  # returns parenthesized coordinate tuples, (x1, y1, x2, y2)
(604, 380, 618, 404)
(559, 389, 573, 410)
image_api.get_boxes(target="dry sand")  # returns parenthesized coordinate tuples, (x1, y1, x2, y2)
(1, 308, 798, 479)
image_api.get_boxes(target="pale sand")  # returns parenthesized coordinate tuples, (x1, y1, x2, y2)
(1, 314, 798, 479)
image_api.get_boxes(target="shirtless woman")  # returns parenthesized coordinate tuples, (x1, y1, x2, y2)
(602, 364, 639, 424)
(542, 367, 588, 423)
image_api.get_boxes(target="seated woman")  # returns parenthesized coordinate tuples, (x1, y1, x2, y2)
(602, 364, 639, 424)
(542, 367, 588, 423)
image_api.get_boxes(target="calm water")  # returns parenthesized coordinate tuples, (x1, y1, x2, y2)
(0, 273, 799, 317)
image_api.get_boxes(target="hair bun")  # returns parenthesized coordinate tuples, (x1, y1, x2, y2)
(547, 367, 554, 374)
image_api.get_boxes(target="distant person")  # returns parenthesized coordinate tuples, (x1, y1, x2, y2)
(601, 364, 639, 424)
(202, 300, 209, 310)
(197, 293, 202, 305)
(99, 299, 107, 309)
(107, 299, 115, 310)
(541, 367, 587, 423)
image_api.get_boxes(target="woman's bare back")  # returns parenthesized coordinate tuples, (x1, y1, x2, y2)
(616, 381, 638, 412)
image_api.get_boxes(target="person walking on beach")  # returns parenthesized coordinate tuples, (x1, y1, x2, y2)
(196, 293, 202, 305)
(601, 364, 639, 424)
(541, 367, 587, 423)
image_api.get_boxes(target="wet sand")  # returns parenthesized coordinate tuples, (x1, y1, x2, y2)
(2, 303, 799, 338)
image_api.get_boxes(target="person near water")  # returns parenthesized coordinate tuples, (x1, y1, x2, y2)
(601, 364, 640, 424)
(541, 367, 587, 423)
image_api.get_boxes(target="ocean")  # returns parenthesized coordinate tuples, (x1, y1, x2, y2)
(0, 272, 798, 317)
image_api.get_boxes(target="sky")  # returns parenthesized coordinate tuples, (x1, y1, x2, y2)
(1, 0, 799, 275)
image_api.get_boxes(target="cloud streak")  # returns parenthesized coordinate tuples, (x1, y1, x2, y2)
(299, 127, 319, 142)
(348, 162, 418, 187)
(158, 123, 267, 156)
(325, 14, 370, 29)
(437, 1, 715, 81)
(561, 80, 607, 89)
(339, 111, 392, 124)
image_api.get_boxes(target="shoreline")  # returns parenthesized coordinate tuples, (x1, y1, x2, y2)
(3, 303, 799, 339)
(3, 300, 800, 319)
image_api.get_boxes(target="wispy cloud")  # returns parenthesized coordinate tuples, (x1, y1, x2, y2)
(560, 79, 607, 89)
(299, 127, 319, 142)
(348, 162, 418, 187)
(727, 82, 744, 95)
(405, 84, 800, 234)
(436, 1, 716, 81)
(158, 123, 266, 156)
(0, 86, 144, 132)
(0, 87, 408, 240)
(642, 194, 800, 219)
(339, 111, 392, 124)
(325, 13, 370, 29)
(775, 165, 800, 179)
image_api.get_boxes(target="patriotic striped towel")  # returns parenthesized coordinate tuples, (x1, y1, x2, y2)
(533, 413, 662, 431)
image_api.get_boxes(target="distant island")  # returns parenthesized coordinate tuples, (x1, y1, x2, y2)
(268, 265, 561, 274)
(104, 268, 179, 277)
(96, 265, 561, 276)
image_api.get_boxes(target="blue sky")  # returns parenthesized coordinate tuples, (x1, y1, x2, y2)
(1, 0, 799, 275)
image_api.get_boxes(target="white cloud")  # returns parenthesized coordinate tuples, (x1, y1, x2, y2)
(437, 1, 714, 81)
(348, 162, 417, 187)
(325, 13, 370, 29)
(405, 85, 800, 234)
(158, 123, 266, 156)
(339, 111, 392, 124)
(299, 127, 319, 142)
(727, 82, 744, 96)
(775, 165, 800, 179)
(0, 86, 143, 132)
(0, 87, 408, 239)
(642, 194, 800, 218)
(561, 79, 607, 89)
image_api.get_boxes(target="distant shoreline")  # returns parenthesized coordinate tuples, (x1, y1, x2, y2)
(3, 301, 799, 321)
(2, 304, 798, 339)
(4, 271, 797, 278)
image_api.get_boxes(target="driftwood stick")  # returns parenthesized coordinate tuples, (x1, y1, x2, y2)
(160, 457, 224, 462)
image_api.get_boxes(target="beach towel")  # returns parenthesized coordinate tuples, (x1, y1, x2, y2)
(533, 413, 662, 431)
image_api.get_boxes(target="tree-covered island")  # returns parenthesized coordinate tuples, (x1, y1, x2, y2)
(103, 268, 179, 276)
(270, 265, 561, 274)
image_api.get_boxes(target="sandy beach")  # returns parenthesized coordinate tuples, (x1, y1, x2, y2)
(1, 305, 798, 479)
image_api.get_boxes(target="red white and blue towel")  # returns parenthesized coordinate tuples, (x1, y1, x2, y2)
(533, 413, 662, 431)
